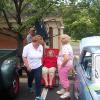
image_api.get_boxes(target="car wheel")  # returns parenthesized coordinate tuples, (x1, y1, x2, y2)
(9, 74, 19, 98)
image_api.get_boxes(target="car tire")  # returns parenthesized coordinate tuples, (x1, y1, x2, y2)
(9, 73, 19, 98)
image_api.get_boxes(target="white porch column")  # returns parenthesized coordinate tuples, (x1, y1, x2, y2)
(53, 27, 59, 48)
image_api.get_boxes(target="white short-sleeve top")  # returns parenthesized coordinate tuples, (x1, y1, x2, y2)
(57, 43, 73, 67)
(22, 43, 43, 69)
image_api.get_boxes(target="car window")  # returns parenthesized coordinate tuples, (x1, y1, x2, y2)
(95, 55, 100, 78)
(82, 52, 92, 79)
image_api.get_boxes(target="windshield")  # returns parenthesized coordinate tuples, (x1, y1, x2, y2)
(95, 55, 100, 78)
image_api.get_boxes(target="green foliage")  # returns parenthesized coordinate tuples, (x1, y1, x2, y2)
(0, 0, 60, 34)
(58, 0, 100, 40)
(0, 0, 7, 9)
(0, 0, 100, 40)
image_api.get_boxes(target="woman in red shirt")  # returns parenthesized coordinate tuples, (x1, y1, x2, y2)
(42, 50, 57, 88)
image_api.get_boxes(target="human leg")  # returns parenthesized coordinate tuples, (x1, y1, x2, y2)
(58, 67, 71, 99)
(34, 66, 42, 97)
(42, 67, 49, 87)
(27, 70, 34, 88)
(27, 69, 34, 92)
(74, 73, 79, 99)
(48, 67, 56, 87)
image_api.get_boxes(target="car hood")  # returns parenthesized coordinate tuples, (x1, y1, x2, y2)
(89, 82, 100, 100)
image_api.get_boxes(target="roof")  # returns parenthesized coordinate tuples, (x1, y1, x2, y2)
(83, 46, 100, 53)
(80, 36, 100, 53)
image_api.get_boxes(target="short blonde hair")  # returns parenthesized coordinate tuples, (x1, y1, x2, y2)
(32, 35, 43, 43)
(60, 34, 71, 44)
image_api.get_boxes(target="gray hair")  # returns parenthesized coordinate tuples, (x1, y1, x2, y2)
(60, 34, 71, 44)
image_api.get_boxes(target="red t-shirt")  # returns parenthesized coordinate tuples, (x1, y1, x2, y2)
(43, 57, 57, 68)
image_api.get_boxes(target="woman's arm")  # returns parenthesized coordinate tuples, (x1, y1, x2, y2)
(23, 57, 29, 67)
(61, 54, 69, 67)
(23, 57, 31, 71)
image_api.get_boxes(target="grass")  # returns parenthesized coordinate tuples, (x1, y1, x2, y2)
(71, 40, 80, 45)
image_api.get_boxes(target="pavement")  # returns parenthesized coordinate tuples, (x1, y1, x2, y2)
(15, 75, 76, 100)
(0, 71, 76, 100)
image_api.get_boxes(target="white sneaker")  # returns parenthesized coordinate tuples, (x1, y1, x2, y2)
(60, 92, 70, 99)
(56, 89, 65, 95)
(75, 92, 79, 99)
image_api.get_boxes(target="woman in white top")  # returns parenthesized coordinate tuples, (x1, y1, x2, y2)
(22, 35, 43, 99)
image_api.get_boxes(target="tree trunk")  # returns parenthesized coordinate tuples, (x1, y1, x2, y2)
(16, 32, 23, 64)
(13, 0, 23, 25)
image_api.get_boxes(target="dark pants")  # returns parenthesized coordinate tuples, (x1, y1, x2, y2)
(27, 66, 42, 96)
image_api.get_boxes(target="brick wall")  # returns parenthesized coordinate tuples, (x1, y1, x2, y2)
(0, 34, 17, 49)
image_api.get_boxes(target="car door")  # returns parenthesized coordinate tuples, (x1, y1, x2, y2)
(75, 51, 93, 100)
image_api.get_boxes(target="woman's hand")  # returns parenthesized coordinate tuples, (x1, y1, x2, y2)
(27, 66, 32, 72)
(23, 57, 32, 72)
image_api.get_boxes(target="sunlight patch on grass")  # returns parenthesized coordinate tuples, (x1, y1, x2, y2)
(71, 40, 80, 45)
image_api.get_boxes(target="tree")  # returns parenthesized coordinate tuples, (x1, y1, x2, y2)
(0, 0, 12, 29)
(88, 0, 100, 34)
(58, 0, 100, 40)
(0, 0, 60, 59)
